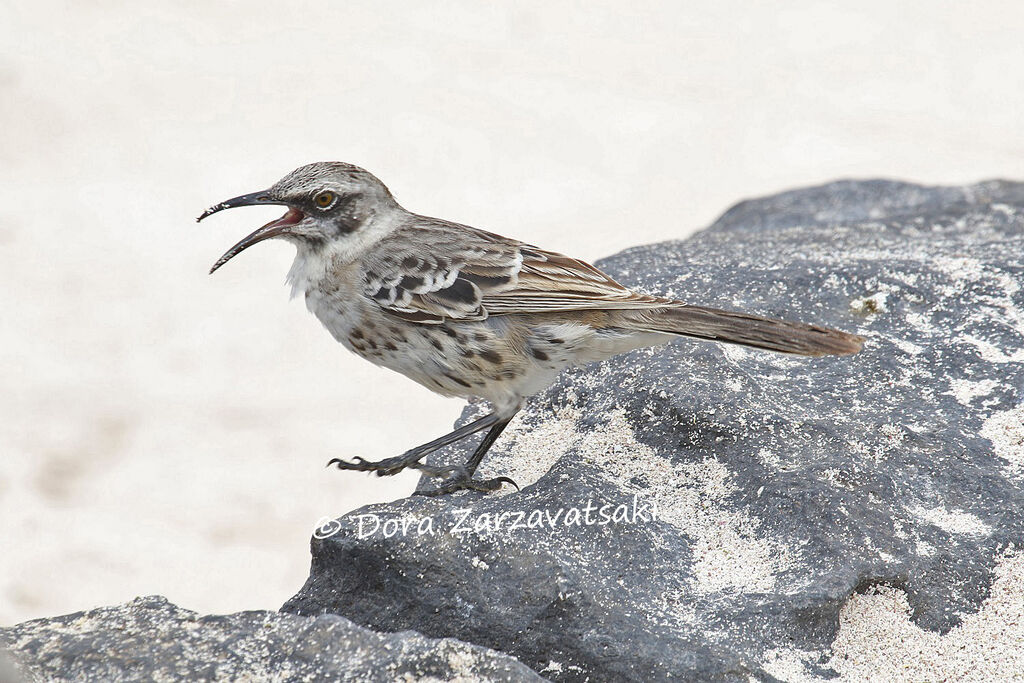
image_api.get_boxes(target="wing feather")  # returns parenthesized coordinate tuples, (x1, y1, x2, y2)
(361, 217, 672, 323)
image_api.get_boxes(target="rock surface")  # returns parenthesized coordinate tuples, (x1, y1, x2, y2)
(284, 180, 1024, 681)
(0, 595, 542, 682)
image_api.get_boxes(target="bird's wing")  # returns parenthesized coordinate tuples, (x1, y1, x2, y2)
(361, 218, 671, 323)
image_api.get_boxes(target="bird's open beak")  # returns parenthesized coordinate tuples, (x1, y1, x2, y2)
(198, 191, 305, 274)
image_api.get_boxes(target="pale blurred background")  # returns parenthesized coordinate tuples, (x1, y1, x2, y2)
(1, 1, 1022, 626)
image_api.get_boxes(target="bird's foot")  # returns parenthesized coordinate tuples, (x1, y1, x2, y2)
(326, 454, 416, 477)
(412, 464, 520, 496)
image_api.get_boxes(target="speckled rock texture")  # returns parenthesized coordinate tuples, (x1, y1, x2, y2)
(284, 180, 1024, 681)
(0, 595, 543, 682)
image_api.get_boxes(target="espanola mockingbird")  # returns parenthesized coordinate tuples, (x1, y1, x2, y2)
(199, 162, 863, 495)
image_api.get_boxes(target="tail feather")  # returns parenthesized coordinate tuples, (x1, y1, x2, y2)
(623, 305, 864, 357)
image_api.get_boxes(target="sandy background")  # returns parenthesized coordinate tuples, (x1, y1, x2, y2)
(1, 0, 1022, 658)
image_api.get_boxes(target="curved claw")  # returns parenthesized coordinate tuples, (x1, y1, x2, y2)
(327, 454, 412, 476)
(326, 456, 370, 471)
(493, 476, 520, 492)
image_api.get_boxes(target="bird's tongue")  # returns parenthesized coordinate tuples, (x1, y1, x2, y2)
(265, 207, 305, 229)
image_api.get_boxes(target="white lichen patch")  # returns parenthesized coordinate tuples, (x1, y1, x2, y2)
(720, 344, 755, 364)
(819, 468, 844, 488)
(760, 647, 823, 683)
(980, 405, 1024, 478)
(539, 660, 564, 675)
(960, 335, 1024, 363)
(930, 255, 987, 283)
(878, 423, 905, 443)
(486, 406, 795, 595)
(827, 551, 1024, 681)
(945, 378, 1001, 406)
(761, 551, 1024, 682)
(756, 447, 782, 468)
(477, 403, 585, 490)
(891, 338, 924, 356)
(904, 311, 934, 334)
(442, 645, 482, 681)
(474, 400, 783, 608)
(907, 505, 992, 537)
(583, 411, 793, 595)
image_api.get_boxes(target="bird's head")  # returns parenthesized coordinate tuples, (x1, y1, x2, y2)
(199, 162, 399, 273)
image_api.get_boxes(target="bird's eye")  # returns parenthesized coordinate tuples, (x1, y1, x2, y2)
(314, 191, 336, 209)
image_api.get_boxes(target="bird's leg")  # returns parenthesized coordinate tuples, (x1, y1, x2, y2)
(414, 414, 519, 496)
(327, 412, 502, 476)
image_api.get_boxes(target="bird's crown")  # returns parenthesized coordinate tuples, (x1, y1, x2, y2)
(269, 162, 392, 202)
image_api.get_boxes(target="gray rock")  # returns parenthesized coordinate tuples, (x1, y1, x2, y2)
(283, 179, 1024, 681)
(0, 595, 543, 682)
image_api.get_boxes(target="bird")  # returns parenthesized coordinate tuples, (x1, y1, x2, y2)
(198, 162, 864, 495)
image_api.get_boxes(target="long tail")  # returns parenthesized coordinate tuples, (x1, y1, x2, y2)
(622, 304, 864, 357)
